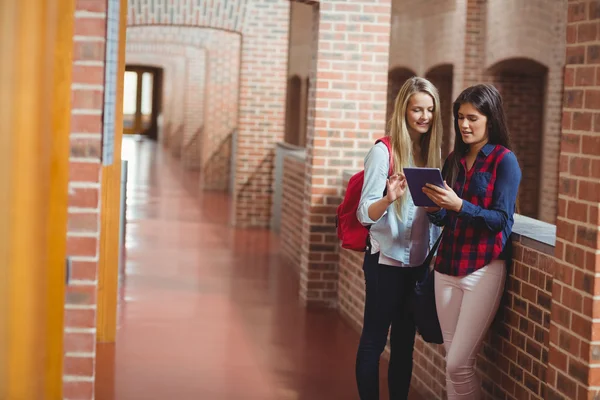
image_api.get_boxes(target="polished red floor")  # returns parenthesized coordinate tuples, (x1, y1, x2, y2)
(96, 137, 423, 400)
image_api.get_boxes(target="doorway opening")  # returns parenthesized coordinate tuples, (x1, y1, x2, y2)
(123, 65, 163, 139)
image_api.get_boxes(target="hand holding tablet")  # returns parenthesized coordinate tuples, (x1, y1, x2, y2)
(404, 167, 465, 212)
(402, 167, 445, 208)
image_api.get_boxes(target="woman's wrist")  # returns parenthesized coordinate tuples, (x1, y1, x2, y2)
(453, 199, 463, 213)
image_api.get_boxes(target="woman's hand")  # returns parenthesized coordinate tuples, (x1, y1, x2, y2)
(422, 181, 463, 212)
(385, 173, 407, 203)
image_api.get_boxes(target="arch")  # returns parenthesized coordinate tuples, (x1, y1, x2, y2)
(126, 43, 206, 167)
(425, 64, 454, 159)
(126, 49, 189, 148)
(127, 0, 291, 227)
(485, 0, 565, 71)
(486, 57, 549, 76)
(386, 67, 417, 125)
(126, 24, 241, 46)
(127, 0, 249, 33)
(128, 23, 242, 36)
(486, 58, 548, 219)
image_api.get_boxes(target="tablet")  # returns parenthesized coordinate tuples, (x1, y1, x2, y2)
(403, 167, 445, 207)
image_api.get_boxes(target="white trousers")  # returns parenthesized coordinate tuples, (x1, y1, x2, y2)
(434, 260, 506, 400)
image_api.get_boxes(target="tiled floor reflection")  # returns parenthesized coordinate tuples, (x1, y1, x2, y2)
(96, 137, 423, 400)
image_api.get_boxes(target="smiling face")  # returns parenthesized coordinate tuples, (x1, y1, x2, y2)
(456, 102, 489, 147)
(405, 92, 434, 139)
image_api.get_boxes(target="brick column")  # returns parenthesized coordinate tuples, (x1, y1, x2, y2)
(202, 33, 240, 190)
(182, 51, 206, 170)
(547, 2, 600, 398)
(463, 0, 486, 87)
(64, 0, 109, 396)
(300, 0, 393, 306)
(234, 0, 290, 226)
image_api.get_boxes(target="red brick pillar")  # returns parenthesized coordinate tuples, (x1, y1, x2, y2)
(202, 33, 240, 190)
(300, 0, 393, 306)
(233, 0, 290, 226)
(64, 0, 110, 396)
(444, 0, 486, 153)
(463, 0, 486, 87)
(182, 52, 206, 170)
(547, 2, 600, 398)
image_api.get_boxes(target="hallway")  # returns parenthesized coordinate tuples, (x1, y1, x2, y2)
(96, 138, 410, 399)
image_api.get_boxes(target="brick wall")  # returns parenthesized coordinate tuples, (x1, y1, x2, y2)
(333, 3, 600, 400)
(127, 26, 240, 183)
(300, 0, 393, 306)
(128, 0, 290, 227)
(126, 35, 205, 162)
(182, 52, 206, 169)
(234, 0, 289, 225)
(128, 52, 186, 155)
(546, 1, 600, 398)
(202, 32, 240, 191)
(64, 0, 108, 397)
(491, 73, 546, 219)
(338, 230, 368, 332)
(338, 169, 557, 399)
(388, 2, 422, 75)
(280, 153, 306, 272)
(384, 0, 566, 223)
(387, 0, 466, 157)
(389, 0, 464, 75)
(485, 0, 567, 224)
(126, 51, 193, 157)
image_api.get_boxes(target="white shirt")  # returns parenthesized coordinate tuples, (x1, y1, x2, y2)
(356, 142, 440, 267)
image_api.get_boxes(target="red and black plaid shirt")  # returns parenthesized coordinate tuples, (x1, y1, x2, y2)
(430, 144, 521, 277)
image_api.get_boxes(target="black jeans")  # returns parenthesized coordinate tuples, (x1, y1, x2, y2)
(356, 251, 420, 400)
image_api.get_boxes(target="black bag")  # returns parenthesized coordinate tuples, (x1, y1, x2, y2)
(413, 232, 444, 344)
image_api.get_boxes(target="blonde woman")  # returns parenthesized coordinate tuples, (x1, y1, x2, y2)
(356, 77, 443, 399)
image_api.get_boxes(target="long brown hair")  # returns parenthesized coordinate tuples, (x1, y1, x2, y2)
(445, 84, 512, 187)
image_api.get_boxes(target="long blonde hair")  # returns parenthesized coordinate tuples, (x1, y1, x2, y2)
(388, 76, 443, 218)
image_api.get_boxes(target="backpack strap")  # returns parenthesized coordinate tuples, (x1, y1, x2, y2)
(375, 136, 394, 177)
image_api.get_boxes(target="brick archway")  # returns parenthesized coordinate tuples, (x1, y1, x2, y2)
(486, 58, 548, 220)
(126, 41, 206, 168)
(484, 0, 567, 223)
(127, 0, 290, 226)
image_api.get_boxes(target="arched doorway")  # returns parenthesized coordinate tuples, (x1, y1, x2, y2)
(487, 58, 548, 219)
(123, 65, 162, 140)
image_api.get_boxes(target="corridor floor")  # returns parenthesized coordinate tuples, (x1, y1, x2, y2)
(96, 137, 422, 400)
